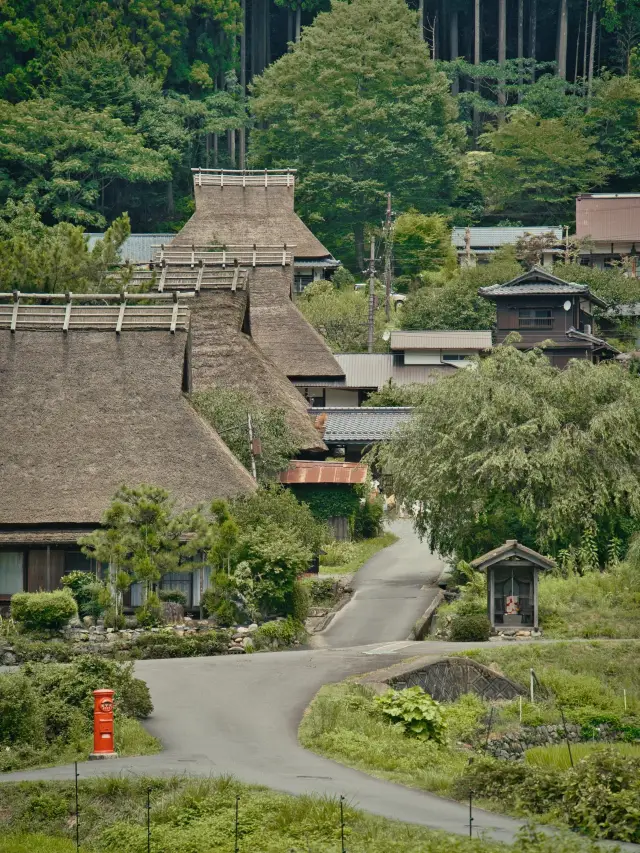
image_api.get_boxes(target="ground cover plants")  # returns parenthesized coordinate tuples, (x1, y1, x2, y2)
(299, 641, 640, 843)
(0, 655, 159, 772)
(319, 532, 398, 575)
(0, 776, 616, 853)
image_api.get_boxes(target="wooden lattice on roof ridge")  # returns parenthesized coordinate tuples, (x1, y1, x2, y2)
(129, 263, 250, 293)
(192, 168, 297, 188)
(0, 291, 190, 333)
(153, 243, 295, 268)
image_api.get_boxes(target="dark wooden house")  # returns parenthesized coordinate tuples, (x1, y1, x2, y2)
(479, 266, 618, 367)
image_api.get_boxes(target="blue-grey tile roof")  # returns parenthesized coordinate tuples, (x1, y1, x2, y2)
(84, 233, 176, 265)
(310, 407, 414, 443)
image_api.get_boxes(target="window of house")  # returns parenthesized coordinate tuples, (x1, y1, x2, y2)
(519, 309, 553, 327)
(0, 552, 25, 595)
(442, 353, 468, 362)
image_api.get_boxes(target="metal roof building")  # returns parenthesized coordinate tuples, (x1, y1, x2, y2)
(452, 227, 563, 251)
(85, 233, 176, 265)
(389, 330, 493, 351)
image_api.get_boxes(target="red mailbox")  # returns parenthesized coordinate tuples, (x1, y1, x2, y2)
(89, 689, 118, 760)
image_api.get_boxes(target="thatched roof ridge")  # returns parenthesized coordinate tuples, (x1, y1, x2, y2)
(174, 184, 333, 260)
(248, 267, 344, 379)
(188, 289, 327, 451)
(0, 330, 255, 525)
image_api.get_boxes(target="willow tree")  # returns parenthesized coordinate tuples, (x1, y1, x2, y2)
(378, 345, 640, 562)
(250, 0, 461, 270)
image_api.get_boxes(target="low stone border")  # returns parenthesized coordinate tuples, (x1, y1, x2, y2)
(409, 590, 444, 640)
(305, 578, 353, 635)
(485, 723, 625, 760)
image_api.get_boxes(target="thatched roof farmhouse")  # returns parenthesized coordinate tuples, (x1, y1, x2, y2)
(0, 293, 255, 600)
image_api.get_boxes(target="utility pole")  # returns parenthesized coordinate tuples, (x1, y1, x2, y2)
(247, 414, 258, 480)
(384, 193, 392, 321)
(368, 236, 375, 354)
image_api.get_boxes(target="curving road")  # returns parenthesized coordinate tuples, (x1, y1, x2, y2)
(316, 519, 445, 649)
(2, 525, 636, 850)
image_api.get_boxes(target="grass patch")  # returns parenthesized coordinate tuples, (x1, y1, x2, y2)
(0, 834, 78, 853)
(538, 562, 640, 638)
(461, 641, 640, 706)
(319, 532, 398, 575)
(299, 682, 478, 797)
(0, 776, 601, 853)
(525, 741, 640, 771)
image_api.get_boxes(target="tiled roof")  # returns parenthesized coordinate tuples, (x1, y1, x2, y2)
(452, 227, 562, 249)
(279, 460, 368, 485)
(309, 407, 413, 443)
(85, 233, 176, 265)
(479, 266, 608, 308)
(480, 283, 588, 297)
(389, 330, 493, 350)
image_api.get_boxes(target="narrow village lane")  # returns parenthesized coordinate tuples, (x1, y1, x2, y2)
(315, 518, 445, 649)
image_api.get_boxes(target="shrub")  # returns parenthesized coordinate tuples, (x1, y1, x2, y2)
(449, 612, 491, 642)
(129, 630, 230, 660)
(201, 575, 241, 627)
(11, 638, 73, 663)
(375, 686, 447, 743)
(563, 747, 640, 842)
(11, 590, 78, 632)
(135, 593, 164, 628)
(291, 580, 310, 622)
(353, 498, 384, 540)
(442, 693, 486, 744)
(103, 608, 125, 631)
(60, 571, 105, 620)
(305, 577, 339, 606)
(158, 588, 187, 605)
(0, 674, 45, 746)
(252, 617, 305, 650)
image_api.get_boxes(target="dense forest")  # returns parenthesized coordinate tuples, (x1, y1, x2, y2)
(1, 0, 639, 269)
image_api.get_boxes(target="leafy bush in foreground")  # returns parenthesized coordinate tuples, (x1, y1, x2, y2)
(11, 590, 78, 631)
(129, 630, 230, 660)
(376, 686, 447, 743)
(251, 617, 306, 650)
(449, 612, 491, 642)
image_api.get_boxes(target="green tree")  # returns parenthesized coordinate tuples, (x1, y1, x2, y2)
(363, 383, 430, 407)
(585, 76, 640, 184)
(0, 199, 130, 292)
(191, 387, 300, 483)
(296, 280, 387, 352)
(553, 261, 640, 308)
(392, 212, 457, 280)
(79, 485, 200, 601)
(399, 253, 521, 332)
(478, 113, 610, 223)
(379, 344, 640, 561)
(250, 0, 462, 268)
(231, 484, 327, 554)
(0, 99, 170, 226)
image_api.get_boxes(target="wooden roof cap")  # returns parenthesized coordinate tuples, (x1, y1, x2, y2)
(470, 540, 556, 572)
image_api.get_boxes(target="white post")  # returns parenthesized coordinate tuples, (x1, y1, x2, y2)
(530, 668, 535, 703)
(624, 689, 627, 711)
(247, 414, 258, 480)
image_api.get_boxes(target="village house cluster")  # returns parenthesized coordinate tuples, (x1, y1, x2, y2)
(1, 171, 637, 607)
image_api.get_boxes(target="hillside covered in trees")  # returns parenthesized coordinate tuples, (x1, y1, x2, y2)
(1, 0, 639, 268)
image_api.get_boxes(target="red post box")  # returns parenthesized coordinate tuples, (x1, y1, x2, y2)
(89, 689, 118, 760)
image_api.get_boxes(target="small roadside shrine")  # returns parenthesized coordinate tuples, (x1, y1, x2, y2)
(470, 540, 555, 633)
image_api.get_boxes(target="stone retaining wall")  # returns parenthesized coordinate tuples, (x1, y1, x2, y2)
(485, 723, 623, 760)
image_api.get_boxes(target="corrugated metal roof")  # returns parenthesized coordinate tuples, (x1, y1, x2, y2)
(279, 460, 368, 485)
(85, 233, 176, 264)
(309, 407, 413, 443)
(452, 227, 563, 249)
(575, 195, 640, 242)
(293, 354, 454, 389)
(390, 330, 493, 350)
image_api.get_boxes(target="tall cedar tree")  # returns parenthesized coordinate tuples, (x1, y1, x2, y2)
(249, 0, 462, 269)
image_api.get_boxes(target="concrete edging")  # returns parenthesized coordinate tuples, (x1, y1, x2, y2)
(408, 589, 444, 640)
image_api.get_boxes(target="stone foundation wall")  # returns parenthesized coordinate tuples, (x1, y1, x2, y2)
(485, 723, 623, 760)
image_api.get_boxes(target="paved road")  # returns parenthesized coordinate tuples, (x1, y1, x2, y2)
(317, 519, 445, 649)
(3, 641, 636, 849)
